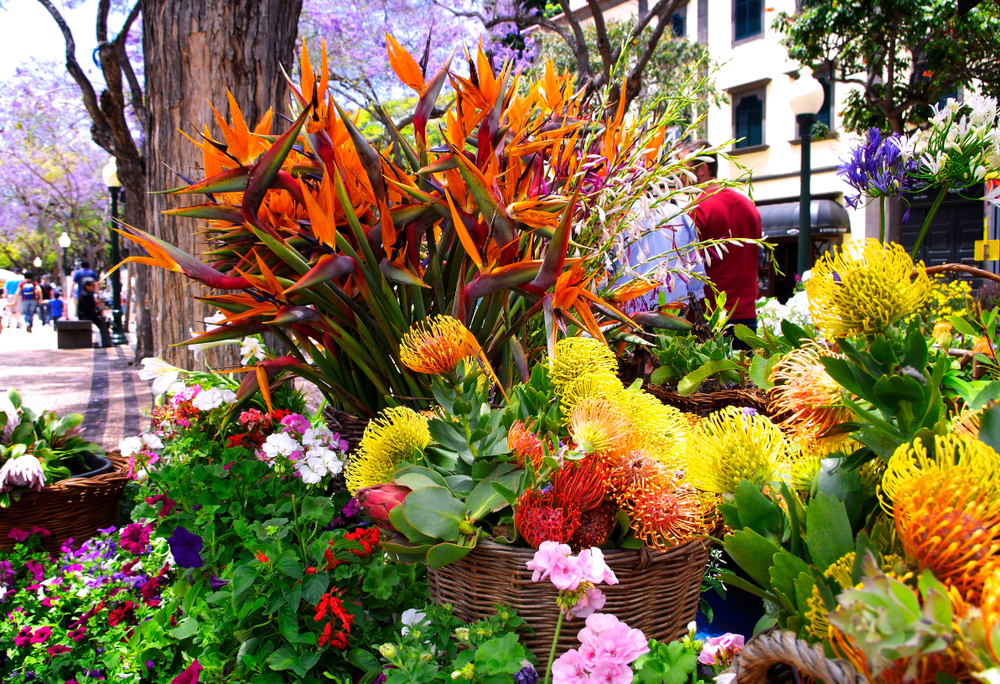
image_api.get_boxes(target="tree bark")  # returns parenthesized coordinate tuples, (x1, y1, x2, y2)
(143, 0, 302, 369)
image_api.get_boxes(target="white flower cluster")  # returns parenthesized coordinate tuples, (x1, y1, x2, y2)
(119, 433, 164, 459)
(756, 290, 813, 337)
(919, 94, 1000, 192)
(260, 422, 347, 485)
(191, 387, 237, 411)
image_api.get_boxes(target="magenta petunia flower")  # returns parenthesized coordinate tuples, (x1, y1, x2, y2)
(47, 644, 72, 656)
(29, 626, 51, 644)
(8, 528, 29, 542)
(120, 523, 151, 555)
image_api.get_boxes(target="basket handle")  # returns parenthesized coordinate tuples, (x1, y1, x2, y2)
(722, 630, 862, 684)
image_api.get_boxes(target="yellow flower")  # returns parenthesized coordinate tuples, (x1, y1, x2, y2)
(345, 406, 431, 493)
(569, 396, 638, 458)
(806, 239, 930, 338)
(804, 585, 831, 639)
(984, 567, 1000, 661)
(769, 343, 853, 440)
(879, 432, 1000, 516)
(559, 370, 624, 418)
(549, 337, 618, 396)
(951, 407, 982, 439)
(399, 315, 475, 375)
(613, 388, 691, 467)
(686, 406, 788, 495)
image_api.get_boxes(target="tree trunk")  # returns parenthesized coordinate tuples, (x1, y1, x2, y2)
(143, 0, 302, 369)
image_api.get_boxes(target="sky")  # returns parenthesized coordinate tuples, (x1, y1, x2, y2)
(0, 0, 103, 81)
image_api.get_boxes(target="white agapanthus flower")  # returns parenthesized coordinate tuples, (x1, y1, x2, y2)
(139, 358, 182, 398)
(261, 432, 301, 461)
(191, 388, 237, 411)
(0, 454, 46, 492)
(240, 337, 267, 366)
(119, 436, 144, 459)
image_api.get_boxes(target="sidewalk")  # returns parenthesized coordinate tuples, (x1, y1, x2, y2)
(0, 324, 152, 450)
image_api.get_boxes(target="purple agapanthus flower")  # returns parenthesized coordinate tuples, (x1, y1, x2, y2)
(837, 127, 919, 216)
(167, 527, 205, 569)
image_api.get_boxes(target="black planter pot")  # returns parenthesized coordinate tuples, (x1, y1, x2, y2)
(66, 453, 113, 479)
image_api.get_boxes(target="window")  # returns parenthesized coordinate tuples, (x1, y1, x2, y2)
(816, 76, 833, 128)
(671, 10, 686, 37)
(734, 93, 764, 148)
(733, 0, 762, 42)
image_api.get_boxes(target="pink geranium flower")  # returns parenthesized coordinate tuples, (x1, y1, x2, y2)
(525, 541, 572, 584)
(570, 586, 606, 619)
(548, 554, 584, 591)
(577, 548, 618, 586)
(551, 648, 590, 684)
(698, 633, 744, 667)
(589, 660, 634, 684)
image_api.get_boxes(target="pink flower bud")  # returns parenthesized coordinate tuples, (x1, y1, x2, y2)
(354, 484, 411, 533)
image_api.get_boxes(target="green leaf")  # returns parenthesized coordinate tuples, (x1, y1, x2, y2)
(733, 480, 783, 539)
(749, 354, 779, 389)
(947, 315, 977, 338)
(277, 604, 299, 642)
(401, 486, 466, 541)
(813, 458, 864, 528)
(475, 632, 525, 675)
(677, 359, 741, 396)
(168, 618, 199, 640)
(393, 465, 448, 490)
(466, 464, 520, 520)
(723, 529, 781, 588)
(232, 565, 257, 597)
(389, 505, 438, 544)
(718, 502, 742, 530)
(347, 648, 381, 673)
(276, 555, 304, 580)
(717, 571, 779, 603)
(362, 563, 401, 600)
(820, 357, 865, 398)
(770, 551, 812, 612)
(490, 480, 518, 507)
(977, 404, 1000, 455)
(267, 646, 297, 671)
(649, 366, 673, 385)
(805, 493, 854, 569)
(426, 541, 474, 569)
(300, 497, 334, 525)
(873, 374, 924, 407)
(302, 574, 327, 607)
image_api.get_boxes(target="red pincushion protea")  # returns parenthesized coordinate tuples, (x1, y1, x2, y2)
(569, 502, 617, 550)
(551, 457, 608, 512)
(515, 488, 581, 549)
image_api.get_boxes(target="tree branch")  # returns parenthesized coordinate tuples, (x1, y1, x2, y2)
(585, 0, 613, 86)
(36, 0, 114, 152)
(557, 0, 596, 90)
(114, 1, 146, 128)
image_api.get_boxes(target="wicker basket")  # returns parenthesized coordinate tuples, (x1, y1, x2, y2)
(0, 451, 130, 553)
(721, 630, 863, 684)
(427, 538, 712, 669)
(642, 383, 786, 419)
(322, 406, 370, 452)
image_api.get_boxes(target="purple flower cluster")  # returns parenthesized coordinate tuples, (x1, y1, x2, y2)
(837, 127, 919, 209)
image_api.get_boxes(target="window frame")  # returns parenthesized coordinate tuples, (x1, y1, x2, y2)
(732, 0, 764, 46)
(726, 79, 770, 150)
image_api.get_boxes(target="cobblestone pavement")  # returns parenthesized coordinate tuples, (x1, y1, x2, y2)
(0, 324, 152, 450)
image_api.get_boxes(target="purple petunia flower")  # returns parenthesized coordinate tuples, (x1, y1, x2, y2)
(167, 527, 204, 569)
(209, 575, 230, 591)
(341, 498, 360, 518)
(8, 528, 29, 542)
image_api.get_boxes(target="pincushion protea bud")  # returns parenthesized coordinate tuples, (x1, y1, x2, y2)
(354, 483, 412, 533)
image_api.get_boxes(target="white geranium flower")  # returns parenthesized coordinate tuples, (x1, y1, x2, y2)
(191, 388, 237, 411)
(139, 358, 182, 398)
(141, 433, 164, 450)
(400, 608, 427, 636)
(297, 458, 324, 485)
(301, 426, 333, 448)
(0, 454, 46, 492)
(262, 432, 301, 460)
(119, 436, 144, 459)
(240, 337, 267, 366)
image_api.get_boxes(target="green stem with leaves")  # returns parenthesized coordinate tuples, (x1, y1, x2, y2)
(291, 495, 309, 561)
(910, 185, 949, 258)
(879, 196, 886, 243)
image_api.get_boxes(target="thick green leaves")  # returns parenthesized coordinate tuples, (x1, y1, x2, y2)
(805, 493, 854, 569)
(723, 529, 781, 588)
(400, 486, 466, 541)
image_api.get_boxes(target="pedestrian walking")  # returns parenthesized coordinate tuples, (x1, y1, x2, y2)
(38, 275, 53, 326)
(77, 278, 112, 348)
(16, 271, 39, 333)
(72, 261, 98, 302)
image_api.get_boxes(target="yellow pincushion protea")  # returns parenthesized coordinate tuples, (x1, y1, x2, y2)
(879, 432, 1000, 516)
(549, 337, 618, 396)
(806, 239, 931, 338)
(569, 396, 639, 458)
(559, 370, 625, 418)
(686, 406, 788, 495)
(984, 567, 1000, 660)
(344, 406, 431, 494)
(399, 315, 475, 375)
(614, 388, 691, 467)
(769, 343, 853, 440)
(952, 407, 982, 439)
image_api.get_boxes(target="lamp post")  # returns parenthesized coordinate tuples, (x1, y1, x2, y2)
(102, 158, 127, 346)
(32, 257, 42, 269)
(58, 232, 71, 276)
(789, 66, 826, 276)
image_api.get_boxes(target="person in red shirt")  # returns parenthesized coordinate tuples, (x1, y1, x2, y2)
(683, 140, 762, 338)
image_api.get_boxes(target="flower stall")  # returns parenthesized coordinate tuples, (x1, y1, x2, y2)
(5, 32, 1000, 684)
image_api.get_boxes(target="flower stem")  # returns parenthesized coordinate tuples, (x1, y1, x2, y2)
(544, 606, 565, 684)
(879, 196, 885, 243)
(291, 494, 309, 561)
(910, 185, 949, 259)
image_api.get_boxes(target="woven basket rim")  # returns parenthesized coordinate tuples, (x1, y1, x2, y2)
(24, 450, 129, 494)
(470, 535, 714, 560)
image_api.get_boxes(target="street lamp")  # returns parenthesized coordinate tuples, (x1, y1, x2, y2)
(58, 232, 71, 276)
(789, 65, 826, 276)
(33, 257, 42, 268)
(102, 158, 127, 346)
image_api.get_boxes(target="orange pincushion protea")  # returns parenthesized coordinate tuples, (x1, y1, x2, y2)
(984, 567, 1000, 661)
(606, 450, 671, 504)
(894, 469, 1000, 602)
(622, 482, 709, 552)
(552, 458, 608, 512)
(769, 343, 852, 440)
(508, 420, 545, 470)
(398, 315, 475, 375)
(831, 627, 973, 684)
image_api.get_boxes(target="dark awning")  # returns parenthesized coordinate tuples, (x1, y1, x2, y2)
(758, 199, 851, 239)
